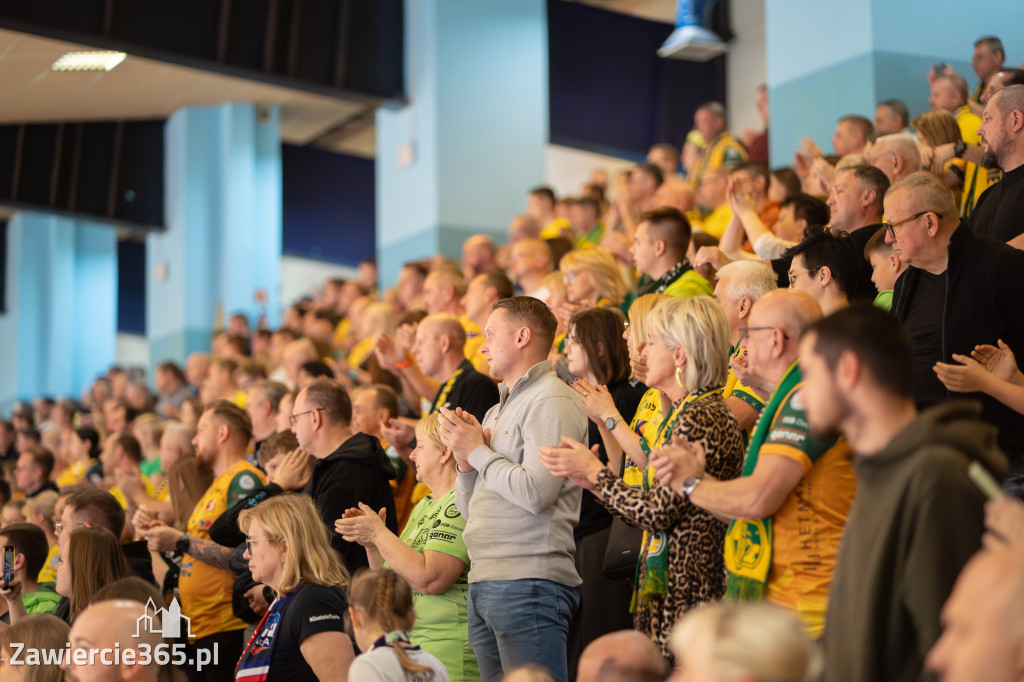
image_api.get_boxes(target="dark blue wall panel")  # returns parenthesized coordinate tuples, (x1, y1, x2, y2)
(282, 144, 375, 266)
(117, 238, 146, 335)
(548, 0, 728, 159)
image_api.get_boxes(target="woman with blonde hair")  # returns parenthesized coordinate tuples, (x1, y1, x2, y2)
(539, 296, 744, 658)
(235, 493, 354, 681)
(0, 614, 70, 682)
(668, 602, 818, 682)
(348, 569, 449, 682)
(336, 413, 476, 681)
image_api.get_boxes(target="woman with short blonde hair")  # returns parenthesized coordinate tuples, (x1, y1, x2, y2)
(234, 494, 354, 681)
(560, 246, 629, 306)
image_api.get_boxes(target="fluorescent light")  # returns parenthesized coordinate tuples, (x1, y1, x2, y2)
(51, 51, 127, 72)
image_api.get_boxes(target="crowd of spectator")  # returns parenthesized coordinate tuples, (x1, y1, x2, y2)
(1, 34, 1024, 682)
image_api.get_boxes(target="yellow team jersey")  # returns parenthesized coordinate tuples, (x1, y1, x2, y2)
(348, 336, 375, 370)
(179, 460, 266, 640)
(539, 217, 573, 240)
(696, 204, 733, 239)
(110, 475, 159, 511)
(460, 316, 488, 374)
(623, 388, 663, 487)
(37, 543, 59, 586)
(55, 460, 94, 489)
(954, 106, 1000, 218)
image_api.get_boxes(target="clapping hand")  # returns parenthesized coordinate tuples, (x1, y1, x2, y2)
(537, 436, 603, 491)
(649, 435, 706, 495)
(335, 503, 388, 547)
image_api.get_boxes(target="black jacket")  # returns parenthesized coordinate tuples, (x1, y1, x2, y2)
(892, 223, 1024, 461)
(121, 540, 157, 585)
(305, 433, 397, 574)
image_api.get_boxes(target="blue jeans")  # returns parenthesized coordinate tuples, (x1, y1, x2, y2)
(467, 579, 580, 682)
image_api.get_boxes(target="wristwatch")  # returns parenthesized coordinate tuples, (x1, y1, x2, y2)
(175, 534, 191, 554)
(604, 416, 621, 431)
(953, 140, 967, 158)
(681, 476, 703, 498)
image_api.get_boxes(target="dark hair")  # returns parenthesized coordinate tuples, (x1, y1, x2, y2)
(74, 427, 101, 458)
(156, 361, 187, 385)
(771, 167, 802, 200)
(640, 206, 692, 259)
(301, 379, 353, 425)
(529, 186, 557, 205)
(781, 193, 830, 227)
(258, 430, 300, 465)
(0, 480, 10, 507)
(492, 297, 558, 349)
(17, 428, 40, 444)
(299, 361, 334, 380)
(733, 160, 770, 188)
(804, 304, 913, 398)
(634, 163, 664, 188)
(115, 433, 143, 466)
(92, 576, 166, 609)
(690, 232, 719, 251)
(877, 99, 909, 128)
(782, 226, 862, 296)
(0, 522, 50, 577)
(27, 446, 55, 480)
(479, 271, 515, 301)
(363, 384, 399, 419)
(1003, 69, 1024, 88)
(568, 307, 631, 386)
(975, 36, 1005, 59)
(401, 262, 429, 279)
(66, 489, 126, 538)
(838, 115, 875, 143)
(839, 165, 890, 216)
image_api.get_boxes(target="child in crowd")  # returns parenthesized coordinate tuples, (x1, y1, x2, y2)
(864, 228, 906, 311)
(348, 569, 449, 682)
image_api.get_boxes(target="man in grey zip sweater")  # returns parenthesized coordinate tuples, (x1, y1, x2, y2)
(441, 296, 588, 682)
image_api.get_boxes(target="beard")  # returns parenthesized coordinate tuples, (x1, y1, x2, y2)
(979, 149, 1001, 169)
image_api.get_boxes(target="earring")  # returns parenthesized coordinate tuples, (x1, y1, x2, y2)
(675, 366, 685, 389)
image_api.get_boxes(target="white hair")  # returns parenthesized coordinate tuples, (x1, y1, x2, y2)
(873, 134, 922, 170)
(715, 261, 778, 303)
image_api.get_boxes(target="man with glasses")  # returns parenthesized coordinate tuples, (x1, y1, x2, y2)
(782, 225, 861, 316)
(651, 289, 856, 638)
(886, 171, 1024, 484)
(290, 378, 397, 572)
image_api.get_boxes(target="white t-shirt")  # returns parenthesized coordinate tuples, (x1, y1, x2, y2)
(349, 645, 450, 682)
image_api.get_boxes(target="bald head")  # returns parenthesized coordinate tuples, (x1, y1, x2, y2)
(422, 313, 467, 354)
(67, 600, 168, 681)
(653, 179, 696, 213)
(577, 630, 668, 682)
(754, 289, 823, 340)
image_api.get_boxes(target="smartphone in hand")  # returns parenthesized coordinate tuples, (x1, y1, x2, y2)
(3, 545, 14, 589)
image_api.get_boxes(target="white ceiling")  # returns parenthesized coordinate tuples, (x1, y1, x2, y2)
(0, 28, 377, 157)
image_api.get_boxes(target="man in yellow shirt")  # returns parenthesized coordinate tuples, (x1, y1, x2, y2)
(461, 272, 514, 376)
(138, 400, 266, 682)
(929, 73, 998, 217)
(690, 102, 747, 188)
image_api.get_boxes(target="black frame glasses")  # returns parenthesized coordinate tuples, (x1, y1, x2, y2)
(288, 407, 321, 427)
(883, 211, 941, 239)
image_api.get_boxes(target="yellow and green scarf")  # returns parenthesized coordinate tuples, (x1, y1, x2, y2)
(724, 361, 802, 601)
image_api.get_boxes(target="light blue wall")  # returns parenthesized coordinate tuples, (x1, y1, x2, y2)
(0, 213, 117, 412)
(376, 0, 547, 287)
(148, 103, 282, 370)
(766, 0, 1024, 166)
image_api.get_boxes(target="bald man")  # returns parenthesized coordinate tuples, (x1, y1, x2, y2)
(652, 289, 856, 638)
(64, 599, 178, 682)
(868, 134, 922, 184)
(927, 548, 1024, 681)
(576, 631, 668, 682)
(507, 238, 554, 299)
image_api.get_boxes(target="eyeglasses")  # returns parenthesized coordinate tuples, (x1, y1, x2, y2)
(288, 408, 321, 427)
(562, 270, 581, 285)
(882, 211, 940, 239)
(54, 521, 85, 535)
(738, 326, 789, 342)
(787, 268, 820, 286)
(245, 537, 276, 554)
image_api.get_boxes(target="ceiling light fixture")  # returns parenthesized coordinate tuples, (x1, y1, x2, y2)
(51, 51, 127, 72)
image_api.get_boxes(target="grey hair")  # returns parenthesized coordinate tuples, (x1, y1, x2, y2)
(887, 171, 957, 217)
(715, 261, 778, 303)
(873, 134, 922, 170)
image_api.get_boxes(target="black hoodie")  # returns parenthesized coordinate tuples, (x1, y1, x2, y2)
(305, 432, 397, 574)
(822, 401, 1009, 682)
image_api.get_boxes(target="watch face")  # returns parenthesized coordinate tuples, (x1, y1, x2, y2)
(605, 417, 616, 430)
